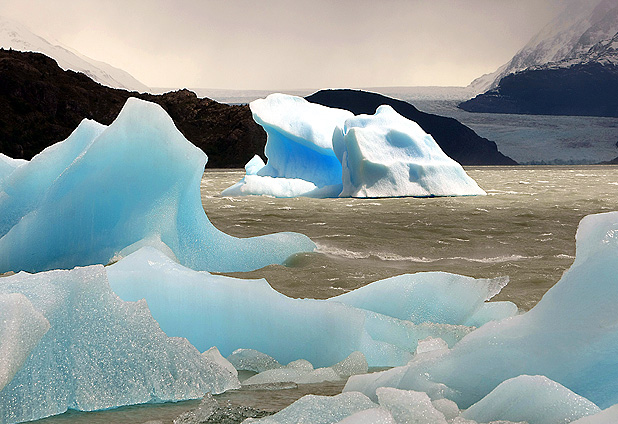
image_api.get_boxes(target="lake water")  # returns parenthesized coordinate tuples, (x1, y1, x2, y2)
(35, 165, 618, 423)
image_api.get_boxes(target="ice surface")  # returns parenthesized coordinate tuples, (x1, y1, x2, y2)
(572, 404, 618, 423)
(203, 346, 238, 377)
(227, 348, 283, 373)
(329, 273, 514, 326)
(0, 293, 49, 392)
(0, 265, 240, 424)
(107, 247, 471, 367)
(415, 337, 449, 355)
(432, 398, 460, 421)
(243, 392, 377, 424)
(223, 94, 485, 198)
(345, 212, 618, 409)
(0, 98, 315, 274)
(0, 153, 26, 185)
(376, 387, 448, 424)
(333, 105, 486, 197)
(331, 351, 369, 378)
(335, 408, 396, 424)
(461, 375, 600, 424)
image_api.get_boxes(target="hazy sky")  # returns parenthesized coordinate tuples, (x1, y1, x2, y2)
(0, 0, 572, 90)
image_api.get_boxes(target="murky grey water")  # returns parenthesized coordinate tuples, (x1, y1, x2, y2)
(36, 165, 618, 424)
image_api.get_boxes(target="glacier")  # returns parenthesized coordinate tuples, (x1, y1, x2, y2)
(222, 93, 485, 198)
(0, 97, 315, 274)
(0, 265, 240, 424)
(106, 246, 517, 368)
(344, 211, 618, 409)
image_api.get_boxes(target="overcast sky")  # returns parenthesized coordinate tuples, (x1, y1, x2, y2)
(0, 0, 573, 90)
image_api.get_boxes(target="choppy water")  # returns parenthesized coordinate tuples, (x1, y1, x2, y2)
(36, 165, 618, 424)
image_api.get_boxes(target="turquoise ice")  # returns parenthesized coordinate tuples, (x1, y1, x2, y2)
(0, 98, 315, 274)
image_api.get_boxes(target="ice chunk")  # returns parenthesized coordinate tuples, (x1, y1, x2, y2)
(415, 337, 449, 355)
(250, 93, 353, 188)
(0, 153, 27, 186)
(333, 105, 486, 197)
(331, 351, 369, 378)
(346, 212, 618, 409)
(469, 376, 600, 422)
(461, 375, 600, 424)
(0, 98, 315, 274)
(0, 265, 240, 424)
(227, 348, 283, 373)
(223, 94, 485, 198)
(376, 387, 448, 424)
(432, 398, 460, 421)
(108, 247, 473, 367)
(463, 301, 519, 328)
(203, 347, 238, 377)
(0, 293, 50, 391)
(335, 408, 396, 424)
(244, 392, 377, 424)
(572, 404, 618, 423)
(330, 273, 514, 326)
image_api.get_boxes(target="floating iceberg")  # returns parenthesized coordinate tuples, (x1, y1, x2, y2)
(0, 265, 240, 424)
(106, 246, 497, 367)
(0, 98, 315, 274)
(333, 105, 486, 197)
(345, 211, 618, 409)
(223, 94, 485, 198)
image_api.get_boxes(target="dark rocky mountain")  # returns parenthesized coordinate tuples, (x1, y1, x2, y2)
(306, 89, 516, 165)
(0, 48, 264, 167)
(458, 61, 618, 117)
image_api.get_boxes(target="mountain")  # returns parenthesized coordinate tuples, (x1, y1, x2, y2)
(469, 0, 618, 93)
(0, 16, 149, 92)
(306, 89, 516, 165)
(0, 49, 264, 167)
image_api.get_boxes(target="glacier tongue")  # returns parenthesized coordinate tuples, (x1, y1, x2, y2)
(0, 97, 315, 274)
(0, 265, 240, 424)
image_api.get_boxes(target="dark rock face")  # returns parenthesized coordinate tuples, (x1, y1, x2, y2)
(0, 49, 265, 167)
(459, 63, 618, 118)
(306, 89, 516, 165)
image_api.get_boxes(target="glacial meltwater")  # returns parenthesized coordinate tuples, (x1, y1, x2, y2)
(34, 165, 618, 424)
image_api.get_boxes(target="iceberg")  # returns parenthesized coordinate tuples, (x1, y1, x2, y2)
(333, 105, 486, 197)
(223, 94, 485, 198)
(0, 265, 240, 424)
(345, 212, 618, 409)
(0, 153, 27, 186)
(107, 246, 477, 367)
(461, 375, 600, 424)
(0, 98, 315, 274)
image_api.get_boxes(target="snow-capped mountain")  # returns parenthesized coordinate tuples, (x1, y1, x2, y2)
(0, 16, 149, 92)
(470, 0, 618, 93)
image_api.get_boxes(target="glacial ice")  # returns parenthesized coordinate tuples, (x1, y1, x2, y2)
(0, 153, 26, 185)
(227, 348, 283, 373)
(460, 375, 600, 424)
(223, 94, 485, 198)
(345, 211, 618, 409)
(106, 246, 475, 367)
(0, 97, 315, 274)
(333, 105, 486, 197)
(0, 265, 240, 424)
(329, 272, 515, 326)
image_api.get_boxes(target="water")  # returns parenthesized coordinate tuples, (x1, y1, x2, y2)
(36, 165, 618, 423)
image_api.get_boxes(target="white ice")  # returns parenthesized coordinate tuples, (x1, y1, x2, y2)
(223, 94, 485, 198)
(333, 105, 486, 197)
(345, 211, 618, 409)
(461, 375, 600, 424)
(0, 98, 315, 274)
(0, 265, 240, 424)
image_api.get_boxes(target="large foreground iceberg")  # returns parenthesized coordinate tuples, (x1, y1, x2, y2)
(106, 247, 513, 368)
(0, 98, 315, 274)
(0, 265, 239, 424)
(345, 211, 618, 409)
(223, 94, 485, 198)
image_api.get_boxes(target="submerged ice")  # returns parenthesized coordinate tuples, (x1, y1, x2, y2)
(0, 98, 315, 274)
(223, 94, 485, 198)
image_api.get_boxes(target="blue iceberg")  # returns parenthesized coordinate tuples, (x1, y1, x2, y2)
(0, 98, 315, 274)
(0, 265, 240, 424)
(345, 211, 618, 409)
(223, 94, 485, 198)
(104, 246, 510, 368)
